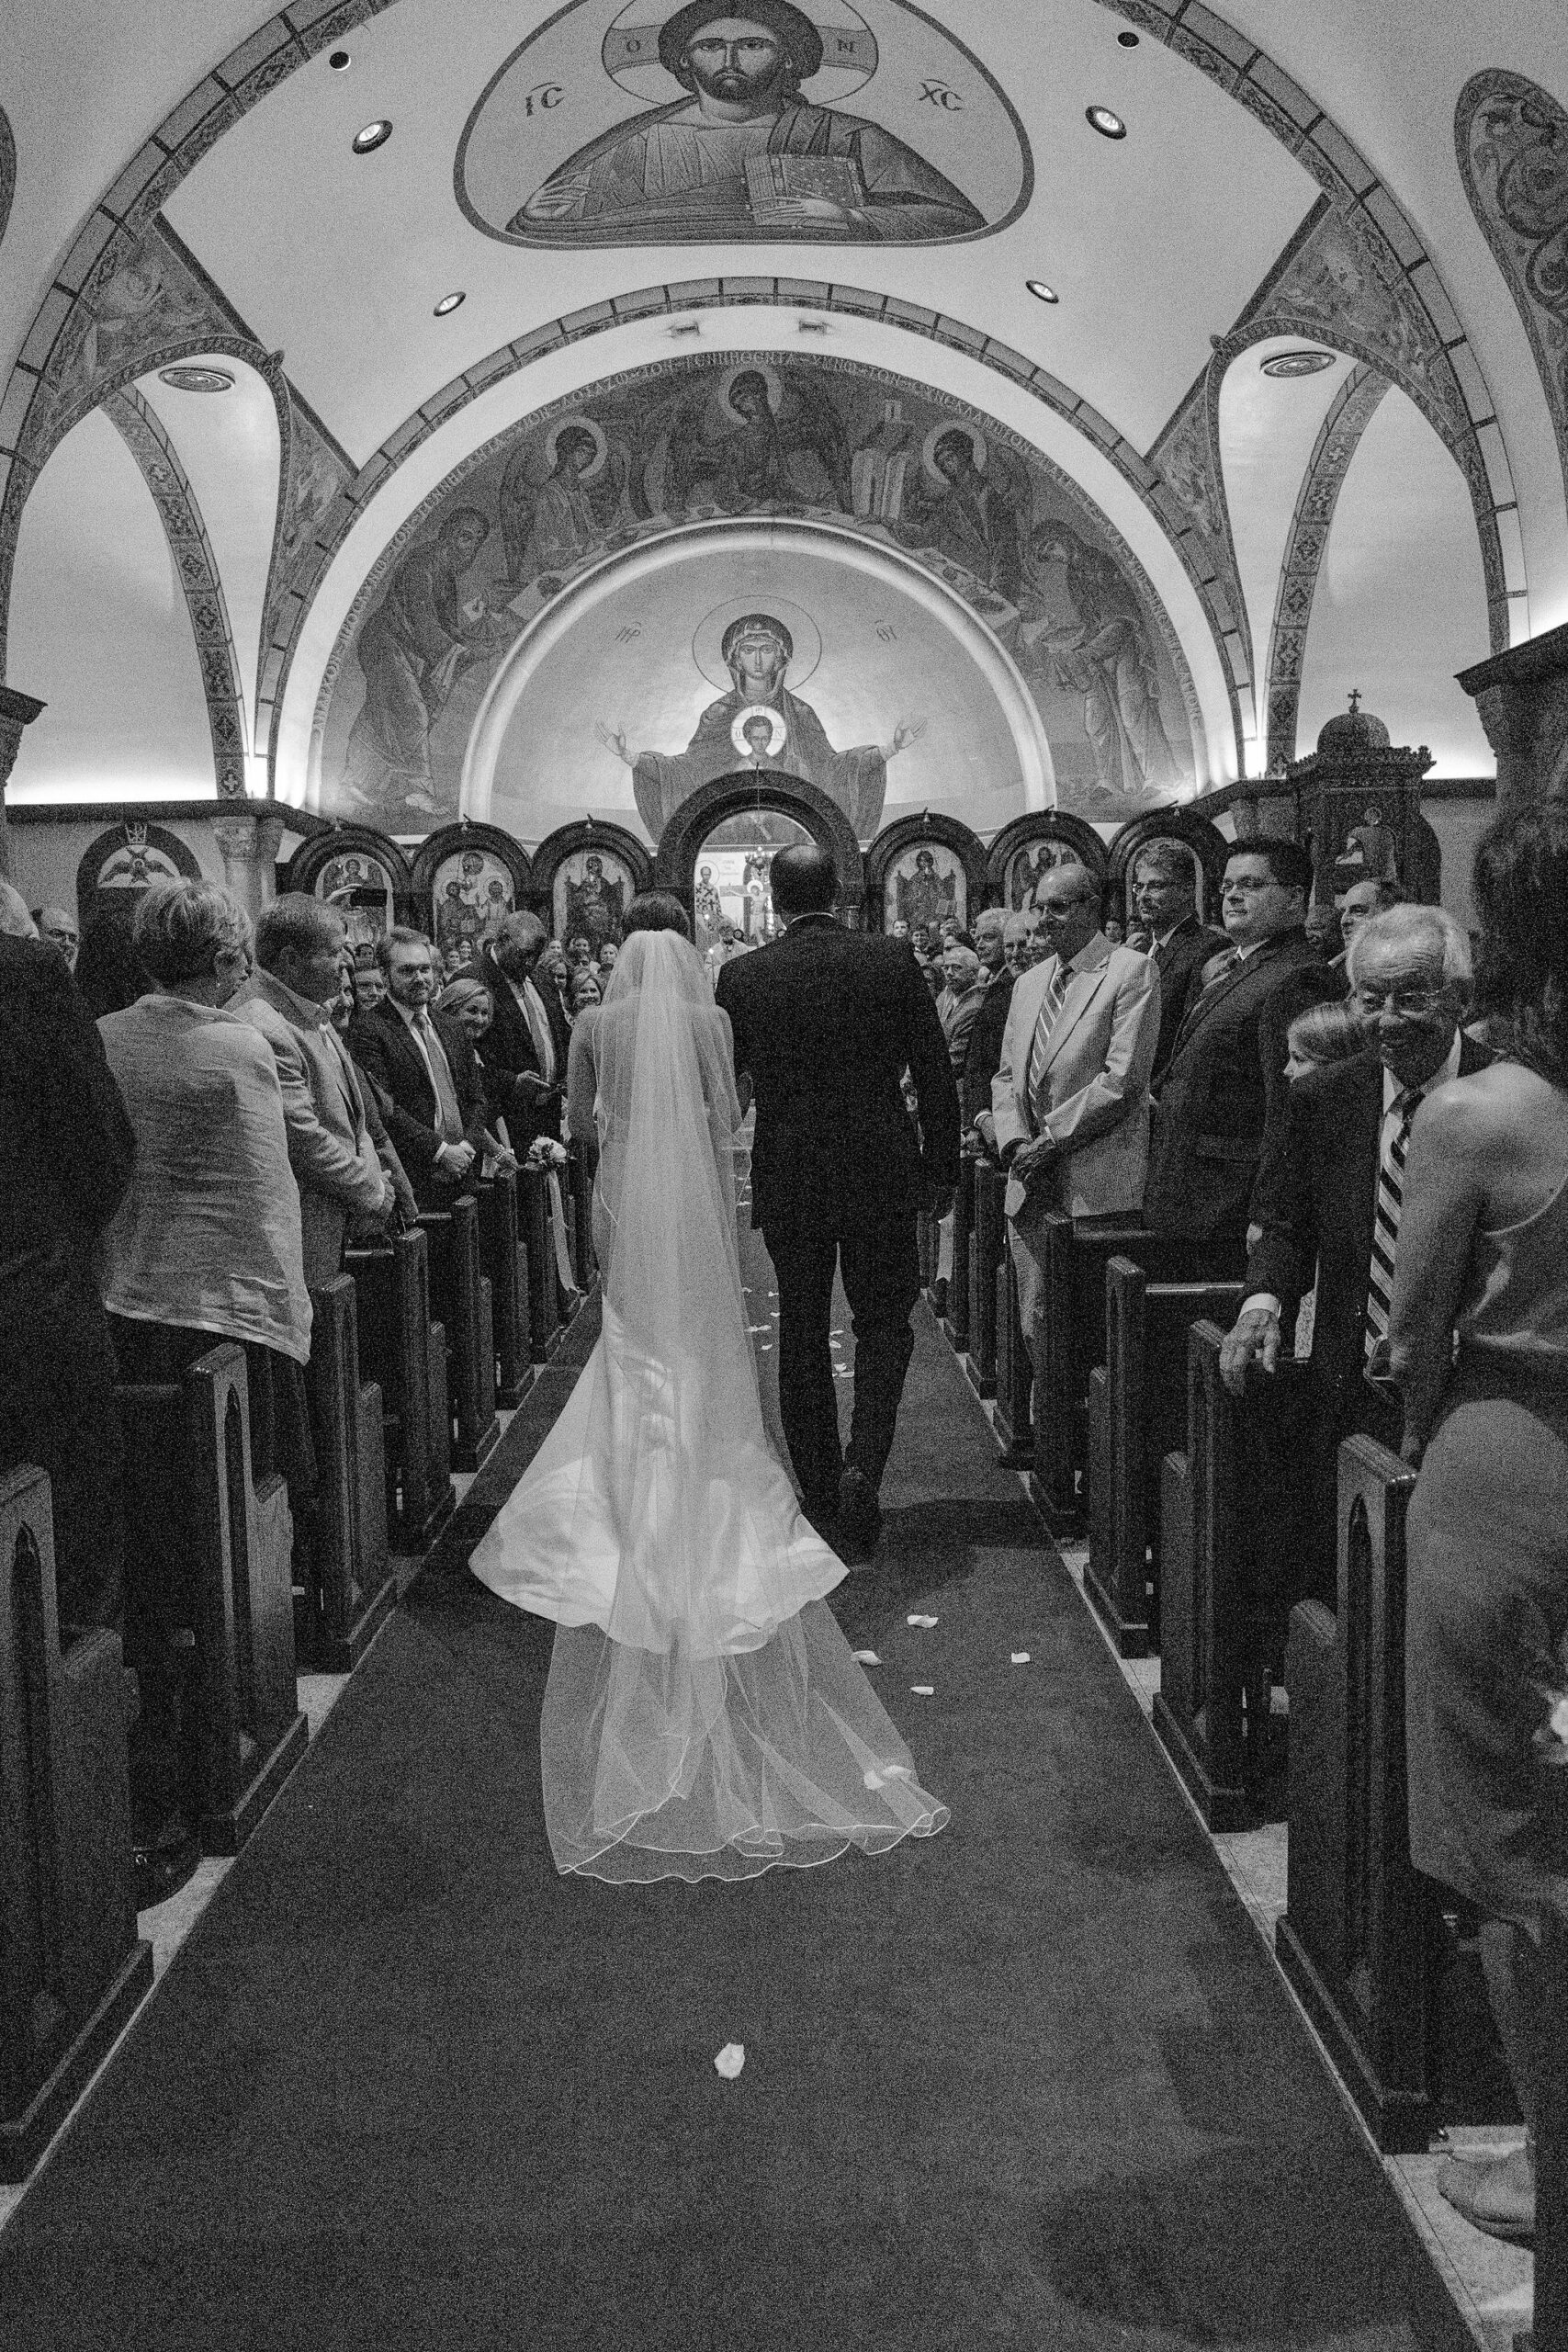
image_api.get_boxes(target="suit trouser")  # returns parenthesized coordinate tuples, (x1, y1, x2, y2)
(764, 1219, 922, 1513)
(0, 1243, 124, 1635)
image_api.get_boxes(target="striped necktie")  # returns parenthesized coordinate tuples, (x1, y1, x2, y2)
(1364, 1090, 1416, 1371)
(1027, 962, 1070, 1114)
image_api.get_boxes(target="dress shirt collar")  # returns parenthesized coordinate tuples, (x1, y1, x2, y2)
(1059, 930, 1110, 980)
(1382, 1028, 1461, 1114)
(254, 967, 333, 1030)
(393, 996, 434, 1034)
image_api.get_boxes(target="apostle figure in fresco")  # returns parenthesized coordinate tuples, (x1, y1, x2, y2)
(342, 509, 518, 817)
(1026, 526, 1181, 798)
(498, 424, 603, 587)
(900, 427, 1028, 603)
(596, 610, 923, 840)
(511, 0, 985, 246)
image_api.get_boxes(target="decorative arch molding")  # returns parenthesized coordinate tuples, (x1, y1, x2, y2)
(652, 772, 864, 924)
(1262, 363, 1390, 770)
(1456, 72, 1568, 492)
(103, 384, 248, 796)
(0, 107, 15, 253)
(1104, 805, 1230, 925)
(984, 811, 1109, 907)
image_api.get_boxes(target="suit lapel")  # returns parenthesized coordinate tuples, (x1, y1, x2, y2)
(1168, 934, 1289, 1058)
(1341, 1058, 1383, 1292)
(1036, 944, 1111, 1083)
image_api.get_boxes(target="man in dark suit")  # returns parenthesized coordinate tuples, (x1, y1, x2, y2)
(1219, 903, 1489, 1594)
(1143, 837, 1339, 1272)
(349, 926, 486, 1208)
(716, 845, 961, 1555)
(1127, 840, 1228, 1084)
(479, 910, 572, 1155)
(962, 910, 1024, 1130)
(0, 892, 136, 1633)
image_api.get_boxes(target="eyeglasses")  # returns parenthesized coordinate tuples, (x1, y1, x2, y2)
(1353, 984, 1447, 1017)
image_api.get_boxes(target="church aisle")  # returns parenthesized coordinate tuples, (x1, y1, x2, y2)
(0, 1306, 1471, 2350)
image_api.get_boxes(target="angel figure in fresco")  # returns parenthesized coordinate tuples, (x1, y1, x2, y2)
(895, 848, 958, 933)
(1024, 526, 1181, 798)
(897, 428, 1031, 605)
(510, 0, 985, 246)
(341, 509, 519, 817)
(595, 609, 923, 840)
(497, 422, 632, 589)
(661, 367, 853, 515)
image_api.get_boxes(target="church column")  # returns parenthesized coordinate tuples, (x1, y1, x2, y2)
(1459, 620, 1568, 810)
(212, 806, 286, 924)
(0, 685, 46, 881)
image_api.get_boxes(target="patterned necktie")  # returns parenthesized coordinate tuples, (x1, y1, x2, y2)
(416, 1010, 465, 1143)
(1027, 962, 1070, 1114)
(1201, 947, 1241, 991)
(1364, 1090, 1416, 1371)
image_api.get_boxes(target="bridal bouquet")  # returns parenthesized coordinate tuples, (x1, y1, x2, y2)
(525, 1136, 569, 1172)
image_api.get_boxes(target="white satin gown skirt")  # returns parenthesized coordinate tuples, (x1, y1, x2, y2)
(469, 1303, 949, 1883)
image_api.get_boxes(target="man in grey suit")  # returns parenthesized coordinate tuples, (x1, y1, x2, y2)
(236, 894, 392, 1288)
(989, 862, 1161, 1391)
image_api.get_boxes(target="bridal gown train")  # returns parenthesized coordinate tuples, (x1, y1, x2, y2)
(469, 928, 948, 1884)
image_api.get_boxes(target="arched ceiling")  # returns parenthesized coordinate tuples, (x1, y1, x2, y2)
(0, 0, 1563, 822)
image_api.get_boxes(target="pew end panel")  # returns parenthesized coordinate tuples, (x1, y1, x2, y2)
(1152, 1323, 1317, 1830)
(521, 1170, 562, 1364)
(301, 1276, 396, 1674)
(1277, 1437, 1443, 2154)
(418, 1202, 500, 1475)
(0, 1467, 152, 2180)
(965, 1161, 1002, 1400)
(477, 1172, 534, 1409)
(345, 1231, 455, 1550)
(992, 1247, 1032, 1468)
(1084, 1261, 1245, 1659)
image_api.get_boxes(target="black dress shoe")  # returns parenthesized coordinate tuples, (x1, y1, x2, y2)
(133, 1815, 201, 1912)
(838, 1467, 883, 1562)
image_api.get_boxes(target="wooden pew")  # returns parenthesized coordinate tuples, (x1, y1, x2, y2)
(520, 1167, 561, 1363)
(568, 1143, 597, 1289)
(965, 1159, 1003, 1400)
(1152, 1322, 1321, 1829)
(0, 1467, 152, 2180)
(477, 1170, 531, 1408)
(118, 1344, 308, 1856)
(344, 1227, 455, 1551)
(943, 1159, 973, 1351)
(1274, 1437, 1437, 2149)
(1032, 1212, 1197, 1535)
(1084, 1259, 1245, 1657)
(992, 1244, 1033, 1469)
(1535, 1750, 1568, 2352)
(419, 1197, 499, 1474)
(301, 1275, 395, 1671)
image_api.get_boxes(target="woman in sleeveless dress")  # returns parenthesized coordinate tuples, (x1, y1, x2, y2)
(1389, 801, 1568, 2242)
(470, 896, 947, 1884)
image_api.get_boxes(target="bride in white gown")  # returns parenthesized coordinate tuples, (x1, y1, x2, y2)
(469, 922, 948, 1883)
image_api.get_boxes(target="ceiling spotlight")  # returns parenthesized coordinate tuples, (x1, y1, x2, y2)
(1025, 279, 1059, 305)
(1117, 28, 1140, 44)
(352, 119, 392, 154)
(1086, 105, 1127, 139)
(1261, 347, 1337, 379)
(328, 49, 351, 69)
(158, 365, 234, 393)
(434, 291, 466, 317)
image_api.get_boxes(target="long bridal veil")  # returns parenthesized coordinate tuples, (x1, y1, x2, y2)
(469, 928, 947, 1883)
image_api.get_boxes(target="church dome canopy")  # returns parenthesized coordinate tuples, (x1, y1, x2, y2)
(1316, 689, 1392, 756)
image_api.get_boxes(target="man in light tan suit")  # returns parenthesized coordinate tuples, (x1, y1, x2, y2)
(236, 894, 391, 1288)
(988, 862, 1160, 1387)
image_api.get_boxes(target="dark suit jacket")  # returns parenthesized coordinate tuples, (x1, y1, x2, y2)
(0, 933, 135, 1258)
(1147, 915, 1229, 1084)
(962, 966, 1016, 1127)
(716, 918, 960, 1240)
(478, 949, 572, 1152)
(1246, 1034, 1495, 1430)
(348, 1001, 486, 1201)
(1143, 927, 1340, 1247)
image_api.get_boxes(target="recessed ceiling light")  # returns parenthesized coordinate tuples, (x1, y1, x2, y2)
(1260, 347, 1337, 379)
(158, 365, 234, 393)
(352, 119, 392, 154)
(1117, 28, 1140, 45)
(1086, 105, 1127, 139)
(1026, 279, 1059, 304)
(434, 291, 466, 316)
(328, 49, 351, 70)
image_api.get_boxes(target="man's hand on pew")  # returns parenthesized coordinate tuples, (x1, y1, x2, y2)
(1009, 1134, 1056, 1187)
(435, 1140, 477, 1179)
(1219, 1306, 1282, 1395)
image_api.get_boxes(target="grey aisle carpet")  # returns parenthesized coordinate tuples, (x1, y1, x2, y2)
(0, 1277, 1469, 2350)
